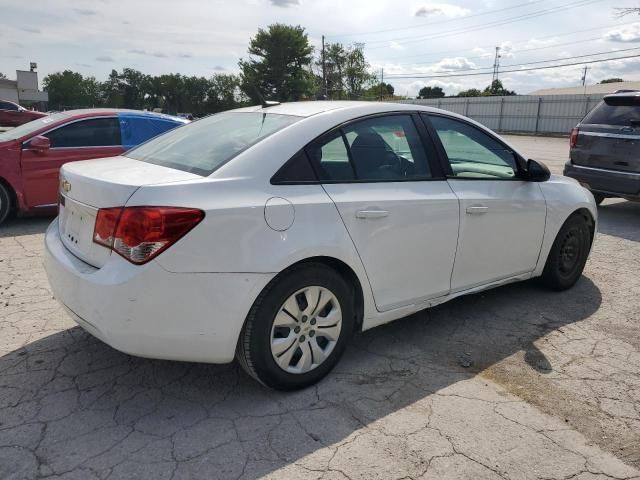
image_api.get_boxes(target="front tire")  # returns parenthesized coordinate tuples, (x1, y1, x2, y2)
(236, 263, 354, 391)
(540, 214, 592, 291)
(0, 183, 12, 226)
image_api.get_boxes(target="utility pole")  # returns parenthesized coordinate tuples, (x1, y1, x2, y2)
(321, 35, 327, 99)
(581, 66, 590, 86)
(380, 68, 384, 101)
(492, 46, 501, 83)
(581, 66, 590, 95)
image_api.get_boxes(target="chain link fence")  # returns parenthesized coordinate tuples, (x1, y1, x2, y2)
(396, 94, 605, 135)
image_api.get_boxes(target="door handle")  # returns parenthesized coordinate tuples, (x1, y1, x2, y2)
(356, 209, 389, 219)
(466, 205, 489, 215)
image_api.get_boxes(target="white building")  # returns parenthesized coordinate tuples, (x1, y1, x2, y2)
(0, 68, 48, 109)
(528, 80, 640, 96)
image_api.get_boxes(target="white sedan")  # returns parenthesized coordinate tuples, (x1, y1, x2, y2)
(44, 101, 597, 390)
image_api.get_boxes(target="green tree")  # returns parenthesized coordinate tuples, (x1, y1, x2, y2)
(344, 43, 373, 99)
(456, 88, 483, 97)
(0, 72, 7, 80)
(599, 78, 624, 84)
(205, 74, 243, 113)
(42, 70, 103, 109)
(483, 79, 516, 96)
(239, 23, 315, 103)
(418, 86, 445, 99)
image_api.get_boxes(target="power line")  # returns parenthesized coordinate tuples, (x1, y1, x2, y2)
(380, 53, 640, 80)
(363, 0, 602, 49)
(384, 45, 640, 77)
(327, 0, 542, 38)
(376, 20, 638, 62)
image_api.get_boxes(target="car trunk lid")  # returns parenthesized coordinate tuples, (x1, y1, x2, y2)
(58, 156, 203, 268)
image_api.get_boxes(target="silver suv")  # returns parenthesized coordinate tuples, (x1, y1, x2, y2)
(564, 91, 639, 205)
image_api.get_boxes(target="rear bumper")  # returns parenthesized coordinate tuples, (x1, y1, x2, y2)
(43, 220, 274, 363)
(563, 161, 640, 199)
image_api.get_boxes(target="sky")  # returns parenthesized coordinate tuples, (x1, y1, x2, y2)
(1, 0, 640, 97)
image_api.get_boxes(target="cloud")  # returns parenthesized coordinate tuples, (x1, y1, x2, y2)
(128, 49, 168, 58)
(19, 26, 40, 33)
(434, 57, 476, 72)
(389, 41, 405, 50)
(270, 0, 299, 7)
(604, 23, 640, 43)
(212, 65, 226, 71)
(9, 41, 24, 48)
(178, 53, 193, 58)
(95, 55, 114, 62)
(414, 3, 470, 18)
(74, 8, 98, 16)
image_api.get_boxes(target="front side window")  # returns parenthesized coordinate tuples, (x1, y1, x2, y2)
(307, 114, 432, 182)
(45, 117, 121, 148)
(125, 112, 301, 176)
(428, 115, 518, 180)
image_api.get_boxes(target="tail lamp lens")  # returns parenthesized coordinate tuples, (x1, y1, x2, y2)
(93, 207, 204, 264)
(570, 127, 579, 148)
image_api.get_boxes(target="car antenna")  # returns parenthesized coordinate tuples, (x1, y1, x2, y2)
(250, 85, 280, 108)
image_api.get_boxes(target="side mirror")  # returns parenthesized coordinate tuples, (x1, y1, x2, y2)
(28, 135, 50, 153)
(525, 158, 550, 182)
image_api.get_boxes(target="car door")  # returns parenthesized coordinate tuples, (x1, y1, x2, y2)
(307, 113, 460, 312)
(20, 117, 125, 208)
(424, 114, 546, 292)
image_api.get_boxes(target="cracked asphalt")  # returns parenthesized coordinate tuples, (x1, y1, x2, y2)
(1, 135, 639, 480)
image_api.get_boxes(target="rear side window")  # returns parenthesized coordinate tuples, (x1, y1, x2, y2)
(125, 112, 300, 176)
(120, 116, 181, 148)
(45, 117, 121, 148)
(0, 101, 18, 111)
(582, 102, 640, 126)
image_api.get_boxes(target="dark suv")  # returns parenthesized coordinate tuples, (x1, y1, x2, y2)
(564, 91, 639, 205)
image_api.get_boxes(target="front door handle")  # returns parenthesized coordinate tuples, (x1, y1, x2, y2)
(466, 205, 489, 215)
(356, 209, 389, 219)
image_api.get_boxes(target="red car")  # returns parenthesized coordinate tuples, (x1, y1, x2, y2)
(0, 109, 187, 224)
(0, 100, 47, 127)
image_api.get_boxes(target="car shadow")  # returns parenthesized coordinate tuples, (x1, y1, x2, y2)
(0, 216, 53, 238)
(0, 275, 602, 478)
(597, 199, 640, 243)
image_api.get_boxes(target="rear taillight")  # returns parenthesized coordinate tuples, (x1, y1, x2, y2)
(93, 206, 204, 264)
(570, 127, 579, 148)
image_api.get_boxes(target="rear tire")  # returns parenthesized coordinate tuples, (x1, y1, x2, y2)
(540, 214, 592, 291)
(592, 192, 605, 206)
(236, 263, 354, 391)
(0, 183, 12, 226)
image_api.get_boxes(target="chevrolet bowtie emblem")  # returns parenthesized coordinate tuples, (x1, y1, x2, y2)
(62, 180, 71, 193)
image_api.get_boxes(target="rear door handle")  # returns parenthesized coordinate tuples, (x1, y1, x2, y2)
(356, 209, 389, 219)
(466, 205, 489, 215)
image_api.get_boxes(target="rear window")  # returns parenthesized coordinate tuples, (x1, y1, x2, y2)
(125, 112, 301, 176)
(582, 102, 640, 126)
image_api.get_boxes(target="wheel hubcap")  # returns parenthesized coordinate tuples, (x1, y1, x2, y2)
(270, 286, 343, 374)
(559, 229, 581, 273)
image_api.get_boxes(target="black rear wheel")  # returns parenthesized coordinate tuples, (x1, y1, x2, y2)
(0, 183, 12, 226)
(540, 214, 592, 291)
(236, 263, 354, 390)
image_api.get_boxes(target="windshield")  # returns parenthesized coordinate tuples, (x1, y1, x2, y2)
(125, 111, 301, 176)
(0, 112, 69, 141)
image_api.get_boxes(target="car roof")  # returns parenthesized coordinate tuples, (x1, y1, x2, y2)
(231, 100, 441, 118)
(58, 108, 187, 123)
